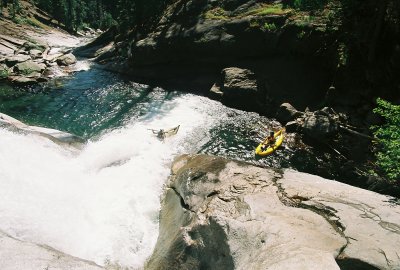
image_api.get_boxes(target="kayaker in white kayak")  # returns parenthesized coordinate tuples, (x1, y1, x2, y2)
(157, 129, 166, 140)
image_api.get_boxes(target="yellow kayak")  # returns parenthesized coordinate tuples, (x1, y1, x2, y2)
(255, 128, 285, 156)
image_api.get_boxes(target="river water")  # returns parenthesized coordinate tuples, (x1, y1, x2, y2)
(1, 65, 295, 268)
(1, 59, 356, 268)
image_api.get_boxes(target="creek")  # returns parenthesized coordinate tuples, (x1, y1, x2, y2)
(0, 63, 337, 268)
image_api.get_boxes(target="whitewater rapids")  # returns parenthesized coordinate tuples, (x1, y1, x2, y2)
(0, 93, 224, 268)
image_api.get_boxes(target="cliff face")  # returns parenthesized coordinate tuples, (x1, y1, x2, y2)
(129, 1, 332, 66)
(123, 0, 335, 105)
(131, 0, 400, 98)
(146, 154, 400, 270)
(92, 0, 399, 113)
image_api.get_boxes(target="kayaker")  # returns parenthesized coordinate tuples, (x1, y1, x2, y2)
(266, 131, 275, 145)
(157, 129, 165, 140)
(261, 131, 275, 151)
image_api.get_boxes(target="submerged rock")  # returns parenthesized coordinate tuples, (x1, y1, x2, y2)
(147, 154, 400, 270)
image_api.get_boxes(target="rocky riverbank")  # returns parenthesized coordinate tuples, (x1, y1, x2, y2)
(0, 1, 96, 85)
(147, 154, 400, 270)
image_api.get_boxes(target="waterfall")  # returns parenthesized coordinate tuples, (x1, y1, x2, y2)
(0, 93, 222, 268)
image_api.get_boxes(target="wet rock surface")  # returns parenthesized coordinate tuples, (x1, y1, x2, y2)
(0, 230, 103, 270)
(147, 154, 400, 270)
(0, 112, 84, 148)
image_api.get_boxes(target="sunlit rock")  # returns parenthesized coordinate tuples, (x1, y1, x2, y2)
(0, 230, 103, 270)
(14, 61, 46, 75)
(56, 53, 77, 66)
(5, 54, 31, 66)
(147, 154, 400, 270)
(0, 112, 84, 147)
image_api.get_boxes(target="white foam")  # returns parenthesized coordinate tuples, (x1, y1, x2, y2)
(0, 94, 224, 268)
(69, 59, 93, 72)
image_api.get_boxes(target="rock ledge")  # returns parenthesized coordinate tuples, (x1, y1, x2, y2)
(146, 154, 400, 270)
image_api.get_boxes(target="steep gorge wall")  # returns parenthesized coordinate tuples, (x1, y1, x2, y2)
(95, 0, 399, 108)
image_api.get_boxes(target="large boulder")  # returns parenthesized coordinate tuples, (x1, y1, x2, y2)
(14, 61, 46, 75)
(21, 41, 47, 53)
(209, 67, 267, 111)
(223, 67, 258, 93)
(5, 54, 31, 67)
(56, 53, 77, 66)
(276, 102, 303, 124)
(29, 49, 43, 59)
(285, 119, 302, 132)
(146, 154, 400, 270)
(301, 108, 339, 138)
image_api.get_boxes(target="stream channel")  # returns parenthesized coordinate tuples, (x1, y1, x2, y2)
(0, 61, 339, 268)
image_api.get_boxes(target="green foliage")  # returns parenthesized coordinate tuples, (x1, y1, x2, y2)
(8, 0, 21, 18)
(206, 4, 290, 22)
(371, 98, 400, 182)
(0, 69, 9, 79)
(245, 4, 290, 16)
(100, 12, 115, 29)
(293, 15, 316, 28)
(297, 30, 306, 38)
(35, 0, 117, 31)
(249, 20, 260, 28)
(337, 43, 348, 67)
(292, 0, 328, 11)
(263, 22, 277, 32)
(19, 68, 36, 76)
(26, 17, 47, 29)
(11, 15, 25, 24)
(117, 0, 166, 32)
(204, 7, 228, 20)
